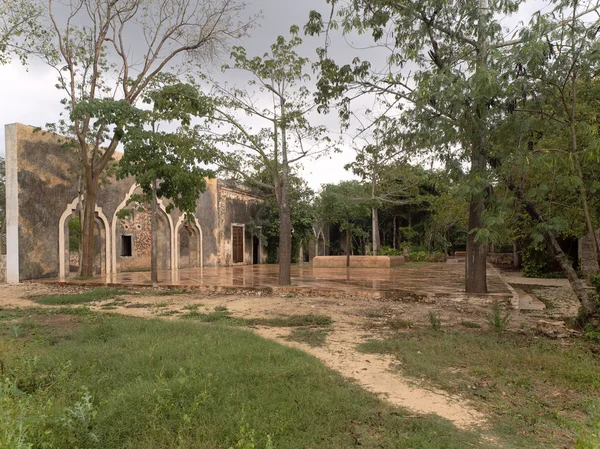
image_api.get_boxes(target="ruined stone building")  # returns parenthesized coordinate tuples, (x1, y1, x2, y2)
(4, 123, 266, 283)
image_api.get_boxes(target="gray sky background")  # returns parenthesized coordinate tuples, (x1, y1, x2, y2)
(0, 0, 552, 190)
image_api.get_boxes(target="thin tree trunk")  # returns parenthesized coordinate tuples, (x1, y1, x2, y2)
(151, 181, 158, 286)
(393, 215, 397, 249)
(466, 0, 489, 294)
(277, 95, 292, 286)
(372, 207, 380, 255)
(346, 229, 351, 268)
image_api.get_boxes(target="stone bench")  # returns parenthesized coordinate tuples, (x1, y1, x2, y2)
(312, 255, 405, 268)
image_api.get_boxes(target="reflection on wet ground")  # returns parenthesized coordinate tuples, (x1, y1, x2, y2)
(56, 263, 511, 298)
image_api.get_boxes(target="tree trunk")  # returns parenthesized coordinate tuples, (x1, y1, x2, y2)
(465, 0, 489, 294)
(393, 215, 397, 249)
(346, 229, 351, 268)
(372, 207, 380, 255)
(80, 172, 99, 278)
(151, 181, 158, 286)
(466, 147, 488, 293)
(567, 2, 599, 273)
(517, 189, 598, 320)
(277, 93, 293, 286)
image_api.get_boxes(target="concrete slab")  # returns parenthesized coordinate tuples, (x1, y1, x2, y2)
(36, 263, 512, 301)
(515, 288, 546, 311)
(312, 255, 405, 268)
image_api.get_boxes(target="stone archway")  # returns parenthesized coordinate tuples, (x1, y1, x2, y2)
(58, 197, 110, 280)
(317, 230, 326, 256)
(174, 214, 203, 269)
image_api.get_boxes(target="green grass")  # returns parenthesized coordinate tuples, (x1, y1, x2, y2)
(285, 327, 332, 347)
(181, 308, 333, 329)
(29, 287, 126, 305)
(359, 330, 600, 449)
(0, 309, 492, 449)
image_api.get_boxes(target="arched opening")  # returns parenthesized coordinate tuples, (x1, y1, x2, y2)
(67, 213, 81, 275)
(156, 209, 172, 271)
(175, 214, 203, 269)
(59, 197, 110, 280)
(317, 231, 326, 256)
(178, 221, 200, 269)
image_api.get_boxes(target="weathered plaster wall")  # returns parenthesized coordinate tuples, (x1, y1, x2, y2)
(217, 182, 263, 267)
(5, 123, 263, 281)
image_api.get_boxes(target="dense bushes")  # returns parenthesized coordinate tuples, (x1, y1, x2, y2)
(379, 246, 446, 262)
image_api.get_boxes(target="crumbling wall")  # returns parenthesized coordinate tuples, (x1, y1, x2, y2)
(5, 123, 263, 281)
(217, 182, 263, 266)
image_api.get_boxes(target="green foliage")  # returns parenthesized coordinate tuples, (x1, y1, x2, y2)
(68, 216, 81, 252)
(405, 250, 446, 263)
(428, 312, 441, 331)
(117, 81, 215, 217)
(317, 181, 371, 253)
(521, 243, 565, 278)
(589, 275, 600, 294)
(487, 300, 511, 335)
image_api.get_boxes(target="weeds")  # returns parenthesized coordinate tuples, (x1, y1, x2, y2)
(286, 327, 331, 347)
(387, 319, 412, 330)
(428, 312, 441, 331)
(29, 288, 126, 306)
(488, 300, 511, 334)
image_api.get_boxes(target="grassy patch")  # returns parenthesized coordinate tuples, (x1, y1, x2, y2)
(142, 288, 189, 296)
(360, 330, 600, 448)
(29, 288, 126, 306)
(250, 314, 333, 327)
(181, 309, 333, 329)
(0, 312, 490, 449)
(460, 320, 482, 329)
(286, 327, 331, 347)
(387, 319, 413, 329)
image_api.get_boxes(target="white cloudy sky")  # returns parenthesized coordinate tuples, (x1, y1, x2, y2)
(0, 0, 554, 190)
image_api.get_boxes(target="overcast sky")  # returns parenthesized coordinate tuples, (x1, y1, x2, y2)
(0, 0, 553, 190)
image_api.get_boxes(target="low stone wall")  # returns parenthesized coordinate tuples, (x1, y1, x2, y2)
(0, 255, 5, 283)
(312, 255, 405, 268)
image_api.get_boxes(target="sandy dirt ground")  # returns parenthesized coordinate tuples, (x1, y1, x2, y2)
(0, 280, 582, 430)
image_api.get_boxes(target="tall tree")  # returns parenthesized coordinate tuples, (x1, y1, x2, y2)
(508, 1, 600, 273)
(305, 0, 594, 293)
(116, 80, 214, 285)
(200, 29, 331, 285)
(42, 0, 249, 277)
(317, 181, 371, 266)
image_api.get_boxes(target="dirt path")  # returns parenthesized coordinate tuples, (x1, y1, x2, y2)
(255, 323, 485, 429)
(2, 283, 497, 429)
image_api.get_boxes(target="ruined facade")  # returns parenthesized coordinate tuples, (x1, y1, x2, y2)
(5, 123, 266, 283)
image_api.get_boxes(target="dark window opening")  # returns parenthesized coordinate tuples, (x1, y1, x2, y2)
(121, 235, 133, 257)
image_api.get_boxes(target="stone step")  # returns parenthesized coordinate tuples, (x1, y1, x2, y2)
(514, 288, 546, 310)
